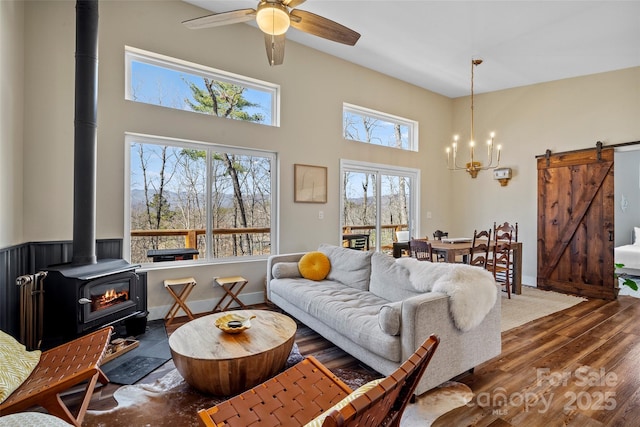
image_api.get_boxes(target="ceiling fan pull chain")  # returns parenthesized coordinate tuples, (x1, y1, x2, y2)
(270, 34, 276, 66)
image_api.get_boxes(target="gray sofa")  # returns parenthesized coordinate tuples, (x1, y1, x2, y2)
(266, 243, 501, 395)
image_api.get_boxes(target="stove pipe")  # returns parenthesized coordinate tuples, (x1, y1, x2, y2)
(72, 0, 98, 265)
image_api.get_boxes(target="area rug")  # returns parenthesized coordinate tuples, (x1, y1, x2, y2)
(84, 344, 472, 427)
(400, 381, 473, 426)
(84, 371, 472, 427)
(100, 319, 172, 385)
(501, 285, 587, 332)
(102, 356, 169, 386)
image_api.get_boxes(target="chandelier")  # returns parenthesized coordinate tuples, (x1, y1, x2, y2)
(446, 59, 501, 178)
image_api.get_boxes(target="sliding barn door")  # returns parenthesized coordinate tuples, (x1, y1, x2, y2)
(537, 147, 615, 300)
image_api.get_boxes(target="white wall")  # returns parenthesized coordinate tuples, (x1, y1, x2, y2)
(0, 0, 24, 248)
(449, 67, 640, 285)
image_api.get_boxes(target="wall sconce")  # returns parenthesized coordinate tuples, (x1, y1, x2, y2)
(493, 167, 512, 186)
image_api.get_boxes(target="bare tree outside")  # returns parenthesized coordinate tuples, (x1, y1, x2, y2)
(129, 76, 273, 263)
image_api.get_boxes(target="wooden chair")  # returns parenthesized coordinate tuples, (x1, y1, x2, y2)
(494, 222, 518, 292)
(198, 335, 440, 427)
(0, 326, 113, 427)
(469, 228, 492, 269)
(409, 239, 434, 261)
(489, 225, 514, 298)
(494, 221, 518, 242)
(432, 230, 448, 241)
(348, 236, 368, 251)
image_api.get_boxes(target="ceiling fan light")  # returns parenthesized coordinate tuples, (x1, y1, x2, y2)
(256, 2, 290, 36)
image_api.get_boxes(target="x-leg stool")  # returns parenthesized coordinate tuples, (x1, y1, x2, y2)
(164, 277, 196, 325)
(212, 276, 248, 312)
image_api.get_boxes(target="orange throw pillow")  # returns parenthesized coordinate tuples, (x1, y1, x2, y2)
(298, 251, 331, 281)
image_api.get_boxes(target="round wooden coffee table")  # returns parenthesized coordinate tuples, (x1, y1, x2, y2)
(168, 309, 297, 395)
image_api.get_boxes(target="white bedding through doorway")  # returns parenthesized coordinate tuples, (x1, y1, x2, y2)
(614, 244, 640, 270)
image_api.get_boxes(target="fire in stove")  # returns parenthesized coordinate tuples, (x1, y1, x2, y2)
(91, 288, 130, 312)
(42, 259, 143, 349)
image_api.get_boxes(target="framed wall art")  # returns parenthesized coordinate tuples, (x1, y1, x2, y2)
(294, 164, 327, 203)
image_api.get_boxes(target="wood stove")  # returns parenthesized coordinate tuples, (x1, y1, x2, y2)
(42, 259, 145, 349)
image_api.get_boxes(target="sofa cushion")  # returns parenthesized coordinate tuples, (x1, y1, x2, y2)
(369, 252, 421, 301)
(270, 278, 401, 361)
(318, 243, 372, 290)
(303, 378, 384, 427)
(378, 301, 402, 336)
(0, 412, 74, 426)
(0, 330, 41, 404)
(272, 262, 302, 279)
(298, 251, 331, 281)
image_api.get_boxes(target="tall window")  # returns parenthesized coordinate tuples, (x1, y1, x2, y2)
(125, 134, 277, 265)
(343, 103, 418, 151)
(340, 160, 419, 251)
(125, 46, 280, 127)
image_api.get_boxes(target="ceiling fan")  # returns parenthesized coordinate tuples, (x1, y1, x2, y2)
(182, 0, 361, 66)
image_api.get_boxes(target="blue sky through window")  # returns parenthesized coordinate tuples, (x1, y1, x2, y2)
(130, 61, 273, 124)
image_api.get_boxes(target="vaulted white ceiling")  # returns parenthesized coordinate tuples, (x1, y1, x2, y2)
(183, 1, 640, 98)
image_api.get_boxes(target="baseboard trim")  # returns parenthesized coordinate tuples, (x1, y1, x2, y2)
(147, 290, 265, 321)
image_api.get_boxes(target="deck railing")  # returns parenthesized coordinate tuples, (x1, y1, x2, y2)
(130, 224, 407, 261)
(131, 228, 271, 249)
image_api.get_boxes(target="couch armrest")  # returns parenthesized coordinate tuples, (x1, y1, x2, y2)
(266, 253, 306, 300)
(399, 292, 450, 358)
(400, 291, 501, 394)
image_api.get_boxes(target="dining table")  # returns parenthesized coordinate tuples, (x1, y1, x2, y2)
(393, 239, 523, 295)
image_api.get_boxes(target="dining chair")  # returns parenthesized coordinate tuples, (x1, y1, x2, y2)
(493, 221, 518, 292)
(432, 230, 449, 241)
(348, 236, 368, 251)
(469, 228, 492, 269)
(489, 225, 514, 298)
(409, 239, 434, 261)
(494, 221, 518, 242)
(430, 230, 449, 261)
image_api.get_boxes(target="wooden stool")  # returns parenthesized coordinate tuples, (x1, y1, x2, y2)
(212, 276, 248, 312)
(164, 277, 196, 324)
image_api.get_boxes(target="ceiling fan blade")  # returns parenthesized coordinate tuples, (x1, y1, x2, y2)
(290, 9, 360, 46)
(283, 0, 306, 8)
(182, 9, 256, 30)
(264, 33, 286, 66)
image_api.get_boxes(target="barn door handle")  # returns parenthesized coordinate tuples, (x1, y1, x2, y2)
(609, 230, 614, 242)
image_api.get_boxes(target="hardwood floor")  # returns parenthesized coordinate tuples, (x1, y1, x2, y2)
(434, 295, 640, 426)
(72, 296, 640, 426)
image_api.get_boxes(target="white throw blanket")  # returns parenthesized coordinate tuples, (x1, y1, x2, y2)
(396, 258, 497, 331)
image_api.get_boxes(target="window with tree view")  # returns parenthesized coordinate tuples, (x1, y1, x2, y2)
(341, 160, 418, 252)
(125, 47, 279, 127)
(127, 135, 276, 264)
(343, 103, 417, 151)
